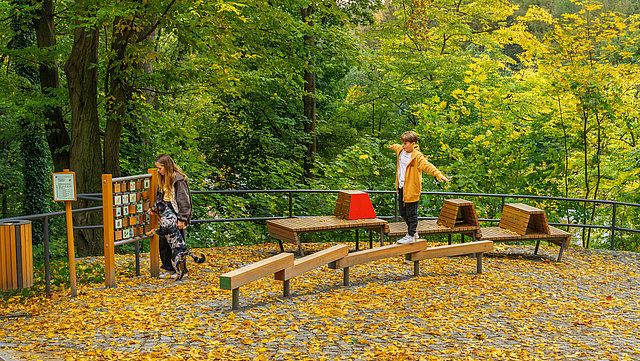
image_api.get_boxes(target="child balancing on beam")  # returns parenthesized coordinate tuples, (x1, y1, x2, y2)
(387, 131, 449, 244)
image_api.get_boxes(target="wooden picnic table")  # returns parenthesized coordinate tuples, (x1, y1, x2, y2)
(266, 216, 388, 256)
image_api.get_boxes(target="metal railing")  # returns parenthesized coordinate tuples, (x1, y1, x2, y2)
(2, 189, 639, 295)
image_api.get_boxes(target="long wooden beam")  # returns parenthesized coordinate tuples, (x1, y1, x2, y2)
(274, 245, 348, 282)
(220, 253, 294, 290)
(328, 240, 427, 269)
(408, 241, 493, 262)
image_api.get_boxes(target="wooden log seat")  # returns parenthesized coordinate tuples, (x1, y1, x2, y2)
(479, 203, 571, 262)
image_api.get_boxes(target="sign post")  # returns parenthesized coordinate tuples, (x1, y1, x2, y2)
(52, 169, 77, 297)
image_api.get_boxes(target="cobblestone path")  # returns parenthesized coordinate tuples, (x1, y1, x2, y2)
(1, 242, 639, 360)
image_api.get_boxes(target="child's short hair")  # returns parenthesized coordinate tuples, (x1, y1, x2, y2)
(401, 131, 419, 143)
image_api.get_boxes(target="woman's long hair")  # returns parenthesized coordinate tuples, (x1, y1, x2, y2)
(155, 154, 188, 196)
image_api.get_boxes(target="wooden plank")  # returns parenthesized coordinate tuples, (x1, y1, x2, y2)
(409, 241, 493, 261)
(0, 226, 7, 289)
(22, 223, 33, 288)
(267, 224, 299, 243)
(444, 198, 473, 206)
(219, 253, 294, 290)
(499, 207, 529, 235)
(268, 216, 386, 233)
(274, 245, 349, 281)
(329, 240, 427, 269)
(479, 227, 522, 241)
(505, 203, 545, 214)
(384, 220, 480, 237)
(439, 203, 458, 217)
(460, 205, 480, 226)
(439, 204, 458, 215)
(529, 213, 550, 234)
(9, 223, 16, 289)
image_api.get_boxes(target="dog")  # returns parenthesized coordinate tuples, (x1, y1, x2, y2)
(146, 200, 205, 281)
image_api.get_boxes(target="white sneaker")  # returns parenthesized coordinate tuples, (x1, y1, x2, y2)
(397, 234, 414, 244)
(414, 233, 420, 241)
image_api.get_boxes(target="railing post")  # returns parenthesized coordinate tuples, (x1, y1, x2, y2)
(610, 203, 617, 251)
(43, 216, 51, 296)
(288, 191, 293, 218)
(394, 191, 398, 222)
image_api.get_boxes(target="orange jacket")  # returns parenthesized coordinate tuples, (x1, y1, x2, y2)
(389, 144, 446, 203)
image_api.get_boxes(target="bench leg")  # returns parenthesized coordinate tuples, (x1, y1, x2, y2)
(355, 230, 359, 251)
(379, 225, 384, 246)
(278, 240, 284, 253)
(369, 230, 373, 249)
(413, 261, 419, 277)
(343, 267, 350, 286)
(472, 232, 476, 241)
(448, 234, 452, 245)
(297, 242, 305, 257)
(534, 240, 541, 255)
(283, 280, 290, 297)
(556, 239, 567, 262)
(232, 288, 240, 310)
(476, 252, 483, 274)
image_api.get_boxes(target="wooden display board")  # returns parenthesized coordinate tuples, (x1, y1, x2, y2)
(102, 170, 158, 288)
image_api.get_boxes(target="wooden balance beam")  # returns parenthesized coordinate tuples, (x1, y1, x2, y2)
(328, 240, 427, 286)
(218, 241, 493, 309)
(406, 240, 493, 276)
(219, 252, 294, 310)
(274, 245, 349, 297)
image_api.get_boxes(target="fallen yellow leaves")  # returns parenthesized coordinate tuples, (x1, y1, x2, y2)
(1, 242, 640, 360)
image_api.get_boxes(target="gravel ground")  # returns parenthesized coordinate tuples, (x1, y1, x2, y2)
(1, 242, 640, 360)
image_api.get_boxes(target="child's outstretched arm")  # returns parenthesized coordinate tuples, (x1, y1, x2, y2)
(387, 144, 402, 154)
(416, 156, 449, 182)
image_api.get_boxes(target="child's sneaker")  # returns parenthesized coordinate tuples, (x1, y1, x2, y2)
(413, 232, 420, 241)
(397, 233, 414, 244)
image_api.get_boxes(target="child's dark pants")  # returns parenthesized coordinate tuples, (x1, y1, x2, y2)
(398, 187, 418, 236)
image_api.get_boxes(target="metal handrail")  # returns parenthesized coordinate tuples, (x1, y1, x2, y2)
(2, 188, 639, 296)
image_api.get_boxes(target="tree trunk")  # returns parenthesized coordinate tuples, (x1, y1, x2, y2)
(35, 0, 70, 172)
(104, 16, 137, 177)
(10, 0, 51, 245)
(64, 12, 104, 256)
(301, 6, 317, 180)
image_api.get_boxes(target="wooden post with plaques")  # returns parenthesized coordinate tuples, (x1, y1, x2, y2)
(148, 168, 159, 278)
(52, 169, 78, 297)
(102, 174, 116, 288)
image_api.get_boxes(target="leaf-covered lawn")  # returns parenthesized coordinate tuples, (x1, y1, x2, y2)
(1, 242, 640, 360)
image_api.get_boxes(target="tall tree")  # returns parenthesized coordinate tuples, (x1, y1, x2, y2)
(34, 0, 70, 172)
(8, 0, 51, 244)
(64, 0, 103, 256)
(534, 0, 640, 247)
(301, 5, 317, 179)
